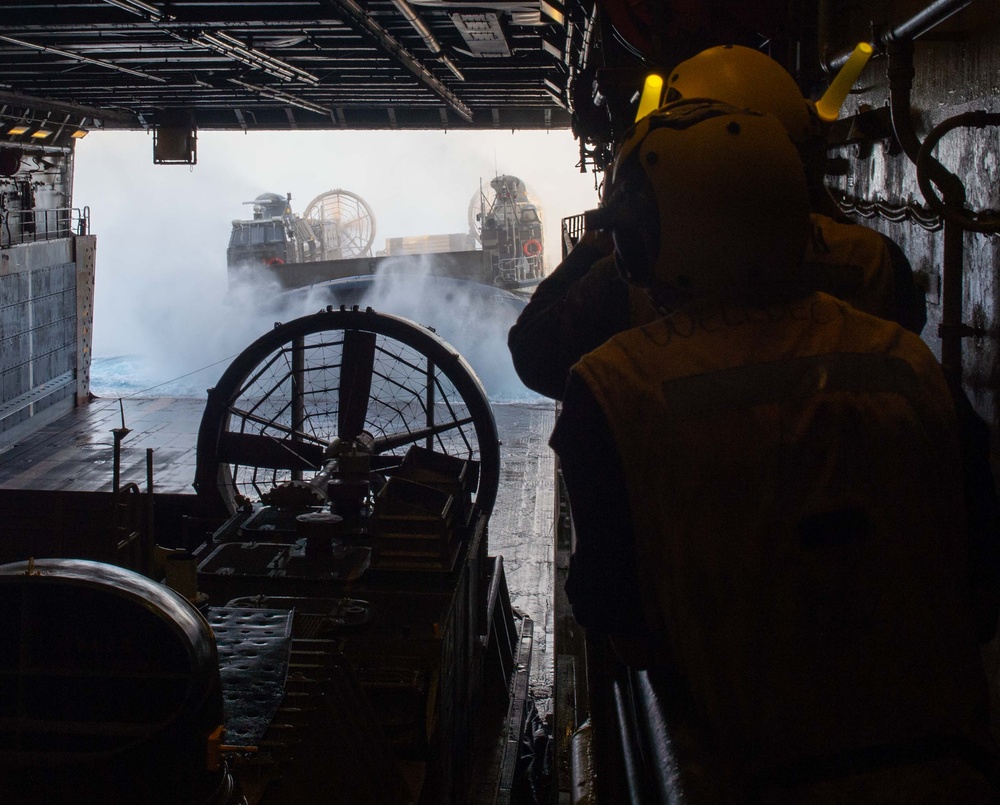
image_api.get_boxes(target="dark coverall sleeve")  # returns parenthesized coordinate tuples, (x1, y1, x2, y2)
(508, 244, 632, 400)
(550, 371, 650, 638)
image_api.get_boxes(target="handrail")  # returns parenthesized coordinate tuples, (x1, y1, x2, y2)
(0, 371, 75, 423)
(561, 213, 586, 258)
(0, 205, 89, 247)
(497, 254, 543, 284)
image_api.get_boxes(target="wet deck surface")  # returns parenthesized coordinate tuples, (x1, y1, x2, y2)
(490, 401, 558, 703)
(0, 397, 204, 494)
(0, 395, 559, 698)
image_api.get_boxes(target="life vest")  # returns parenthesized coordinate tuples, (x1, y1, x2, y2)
(573, 292, 987, 785)
(622, 213, 899, 331)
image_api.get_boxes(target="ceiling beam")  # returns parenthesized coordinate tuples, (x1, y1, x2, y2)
(0, 34, 167, 83)
(318, 0, 474, 123)
(0, 90, 140, 126)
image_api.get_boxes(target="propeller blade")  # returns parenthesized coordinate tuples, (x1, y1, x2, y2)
(373, 416, 475, 454)
(217, 431, 325, 471)
(339, 329, 376, 439)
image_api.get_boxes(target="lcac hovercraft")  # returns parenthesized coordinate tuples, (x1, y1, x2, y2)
(0, 307, 538, 805)
(226, 178, 544, 298)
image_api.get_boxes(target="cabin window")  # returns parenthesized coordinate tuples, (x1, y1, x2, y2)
(242, 222, 285, 245)
(265, 222, 284, 244)
(229, 226, 250, 248)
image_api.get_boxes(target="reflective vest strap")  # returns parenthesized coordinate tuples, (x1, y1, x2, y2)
(659, 352, 926, 423)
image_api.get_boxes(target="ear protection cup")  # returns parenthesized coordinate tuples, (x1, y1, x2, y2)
(602, 148, 661, 288)
(611, 183, 659, 288)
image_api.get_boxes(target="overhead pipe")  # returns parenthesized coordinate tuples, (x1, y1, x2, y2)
(880, 34, 975, 381)
(0, 141, 71, 157)
(0, 90, 138, 127)
(198, 31, 321, 85)
(825, 0, 987, 382)
(227, 78, 330, 116)
(824, 0, 977, 72)
(0, 34, 167, 83)
(320, 0, 474, 123)
(917, 112, 1000, 234)
(388, 0, 466, 81)
(884, 0, 975, 45)
(915, 111, 1000, 379)
(102, 0, 171, 22)
(822, 0, 986, 381)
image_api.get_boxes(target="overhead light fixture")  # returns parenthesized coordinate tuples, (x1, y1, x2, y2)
(71, 129, 89, 139)
(540, 0, 565, 25)
(30, 129, 52, 139)
(450, 13, 510, 58)
(7, 125, 29, 135)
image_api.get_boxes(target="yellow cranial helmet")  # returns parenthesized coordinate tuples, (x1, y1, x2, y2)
(664, 45, 816, 144)
(605, 100, 810, 302)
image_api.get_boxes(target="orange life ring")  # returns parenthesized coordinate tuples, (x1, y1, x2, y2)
(523, 239, 542, 257)
(266, 257, 285, 266)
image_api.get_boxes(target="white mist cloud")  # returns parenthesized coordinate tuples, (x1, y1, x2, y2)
(73, 129, 599, 398)
(275, 256, 532, 401)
